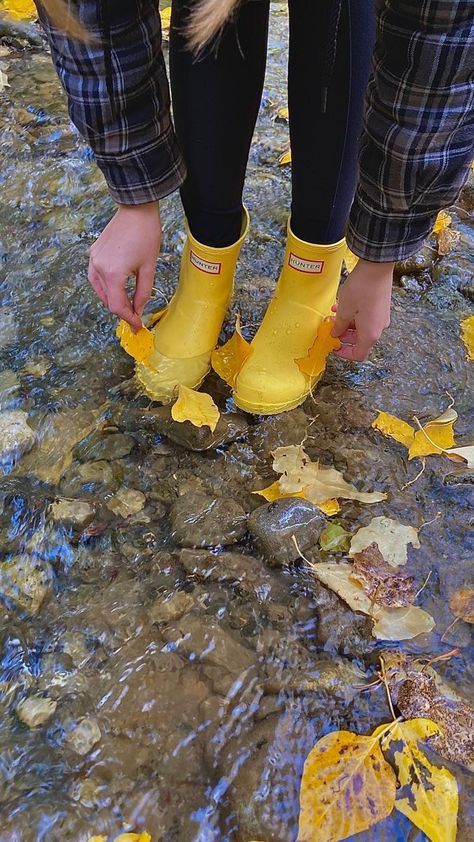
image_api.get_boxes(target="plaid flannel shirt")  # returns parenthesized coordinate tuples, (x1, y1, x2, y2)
(37, 0, 474, 262)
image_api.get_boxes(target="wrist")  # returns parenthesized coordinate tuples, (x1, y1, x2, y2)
(117, 201, 160, 216)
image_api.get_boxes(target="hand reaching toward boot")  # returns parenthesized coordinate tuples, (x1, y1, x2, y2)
(331, 259, 394, 361)
(88, 202, 162, 330)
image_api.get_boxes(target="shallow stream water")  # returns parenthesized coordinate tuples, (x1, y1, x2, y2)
(0, 3, 473, 840)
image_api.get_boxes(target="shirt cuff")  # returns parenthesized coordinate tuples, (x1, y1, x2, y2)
(94, 122, 187, 205)
(346, 191, 437, 263)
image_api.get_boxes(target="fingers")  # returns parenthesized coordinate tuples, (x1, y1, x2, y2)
(133, 262, 155, 318)
(106, 278, 143, 330)
(88, 261, 108, 307)
(335, 328, 380, 362)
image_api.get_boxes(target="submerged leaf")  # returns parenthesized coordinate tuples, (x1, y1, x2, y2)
(298, 729, 396, 842)
(116, 320, 154, 365)
(349, 516, 420, 567)
(296, 317, 341, 379)
(460, 314, 474, 361)
(351, 543, 417, 606)
(254, 480, 338, 516)
(449, 589, 474, 623)
(381, 719, 458, 842)
(211, 315, 252, 387)
(372, 411, 415, 448)
(310, 562, 434, 641)
(409, 408, 457, 458)
(171, 385, 220, 432)
(319, 522, 351, 552)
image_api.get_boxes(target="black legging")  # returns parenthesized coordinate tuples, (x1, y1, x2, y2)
(169, 0, 375, 248)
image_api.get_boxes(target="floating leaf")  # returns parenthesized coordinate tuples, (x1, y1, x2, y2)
(351, 543, 417, 606)
(381, 719, 458, 842)
(310, 562, 434, 640)
(296, 317, 341, 379)
(460, 314, 474, 361)
(443, 444, 474, 469)
(116, 320, 154, 365)
(409, 407, 457, 458)
(211, 315, 252, 387)
(171, 384, 220, 432)
(449, 589, 474, 623)
(343, 244, 359, 273)
(433, 210, 452, 235)
(372, 411, 415, 448)
(319, 522, 351, 552)
(298, 729, 396, 841)
(278, 148, 292, 166)
(349, 516, 420, 567)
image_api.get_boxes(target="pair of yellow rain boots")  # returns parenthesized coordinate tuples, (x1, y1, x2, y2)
(137, 212, 345, 414)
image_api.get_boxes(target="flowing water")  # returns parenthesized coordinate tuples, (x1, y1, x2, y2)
(0, 3, 473, 840)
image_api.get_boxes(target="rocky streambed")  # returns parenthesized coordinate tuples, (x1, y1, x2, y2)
(1, 3, 473, 841)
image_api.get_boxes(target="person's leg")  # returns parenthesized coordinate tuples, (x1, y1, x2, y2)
(289, 0, 376, 244)
(232, 0, 376, 414)
(169, 0, 271, 247)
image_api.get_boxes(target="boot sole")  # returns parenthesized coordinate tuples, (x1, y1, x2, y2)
(233, 390, 309, 415)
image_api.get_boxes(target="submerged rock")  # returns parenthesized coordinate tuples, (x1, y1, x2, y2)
(149, 590, 195, 624)
(16, 695, 57, 728)
(0, 555, 53, 614)
(74, 431, 135, 462)
(0, 410, 35, 469)
(135, 405, 249, 451)
(49, 498, 95, 529)
(248, 498, 325, 565)
(60, 460, 123, 497)
(0, 309, 18, 349)
(106, 486, 146, 517)
(162, 614, 256, 674)
(66, 717, 101, 755)
(170, 491, 247, 547)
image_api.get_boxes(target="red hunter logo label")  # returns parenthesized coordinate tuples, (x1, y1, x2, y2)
(288, 253, 324, 273)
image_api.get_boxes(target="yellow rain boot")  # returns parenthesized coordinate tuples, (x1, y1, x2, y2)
(137, 210, 249, 402)
(233, 223, 345, 414)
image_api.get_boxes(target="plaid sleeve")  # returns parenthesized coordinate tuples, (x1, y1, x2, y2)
(347, 0, 474, 263)
(35, 0, 186, 203)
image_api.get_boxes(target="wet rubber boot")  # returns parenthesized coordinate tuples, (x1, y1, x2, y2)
(233, 223, 345, 414)
(137, 210, 249, 402)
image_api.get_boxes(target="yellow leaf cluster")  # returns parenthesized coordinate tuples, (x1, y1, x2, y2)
(211, 315, 252, 387)
(296, 317, 341, 379)
(256, 445, 386, 516)
(0, 0, 36, 21)
(372, 406, 474, 468)
(116, 320, 154, 365)
(460, 314, 474, 361)
(171, 384, 220, 432)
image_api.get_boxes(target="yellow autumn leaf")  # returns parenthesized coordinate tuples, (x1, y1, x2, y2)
(114, 834, 151, 842)
(147, 307, 167, 328)
(349, 516, 420, 567)
(116, 320, 154, 365)
(211, 315, 252, 387)
(409, 407, 457, 458)
(0, 0, 36, 20)
(160, 5, 171, 32)
(460, 314, 474, 361)
(254, 480, 340, 516)
(342, 244, 359, 273)
(296, 317, 341, 379)
(171, 384, 220, 432)
(86, 837, 107, 842)
(381, 719, 458, 842)
(278, 148, 292, 166)
(276, 105, 289, 120)
(372, 411, 415, 448)
(310, 562, 435, 640)
(298, 729, 396, 841)
(433, 210, 452, 235)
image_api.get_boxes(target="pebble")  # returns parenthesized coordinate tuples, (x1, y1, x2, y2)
(0, 555, 53, 614)
(106, 486, 146, 518)
(149, 590, 195, 624)
(60, 460, 123, 497)
(49, 498, 95, 529)
(16, 695, 57, 728)
(0, 410, 35, 468)
(74, 431, 135, 462)
(66, 717, 101, 755)
(162, 614, 255, 675)
(170, 491, 247, 547)
(248, 498, 326, 565)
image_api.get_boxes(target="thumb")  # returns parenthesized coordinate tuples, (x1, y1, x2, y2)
(133, 263, 155, 317)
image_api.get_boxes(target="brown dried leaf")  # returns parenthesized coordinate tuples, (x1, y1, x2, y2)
(449, 589, 474, 623)
(350, 543, 417, 607)
(437, 227, 461, 256)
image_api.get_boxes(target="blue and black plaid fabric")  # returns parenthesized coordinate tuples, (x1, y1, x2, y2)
(37, 0, 474, 262)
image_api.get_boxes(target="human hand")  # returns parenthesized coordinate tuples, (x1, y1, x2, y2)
(331, 258, 394, 361)
(88, 202, 162, 330)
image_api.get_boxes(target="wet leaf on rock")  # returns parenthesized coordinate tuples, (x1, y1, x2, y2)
(309, 562, 434, 640)
(350, 543, 417, 606)
(116, 320, 154, 365)
(297, 729, 396, 841)
(372, 406, 468, 463)
(349, 516, 420, 567)
(319, 522, 351, 552)
(449, 589, 474, 623)
(296, 317, 341, 379)
(460, 314, 474, 361)
(380, 718, 458, 842)
(171, 384, 220, 432)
